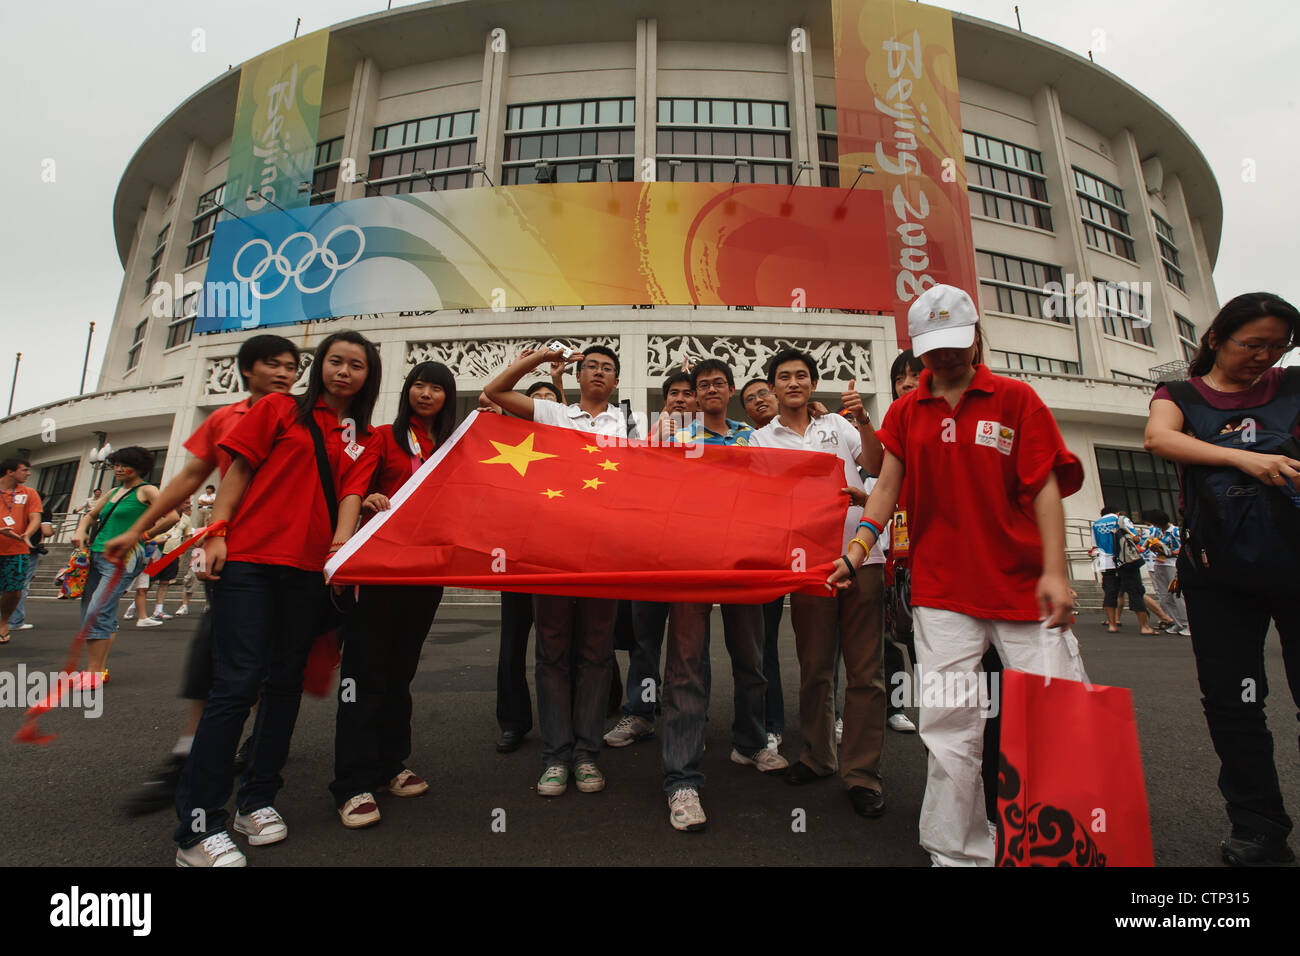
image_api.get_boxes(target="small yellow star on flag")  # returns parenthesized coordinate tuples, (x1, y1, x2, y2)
(582, 444, 600, 454)
(582, 478, 604, 490)
(541, 488, 564, 499)
(480, 433, 557, 477)
(598, 459, 620, 471)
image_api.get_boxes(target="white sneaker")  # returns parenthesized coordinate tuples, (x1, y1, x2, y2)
(153, 608, 173, 620)
(14, 623, 33, 630)
(730, 747, 790, 773)
(124, 604, 136, 620)
(175, 830, 246, 867)
(603, 714, 655, 747)
(766, 732, 782, 752)
(887, 713, 917, 733)
(338, 793, 381, 829)
(136, 617, 163, 628)
(233, 806, 288, 846)
(835, 717, 843, 744)
(175, 605, 190, 616)
(537, 765, 569, 797)
(1178, 628, 1191, 636)
(668, 787, 707, 831)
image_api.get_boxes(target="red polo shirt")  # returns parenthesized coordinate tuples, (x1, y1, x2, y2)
(184, 400, 251, 477)
(876, 364, 1082, 621)
(218, 392, 371, 572)
(341, 424, 433, 520)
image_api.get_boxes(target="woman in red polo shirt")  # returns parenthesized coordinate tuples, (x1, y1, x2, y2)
(173, 330, 381, 868)
(326, 361, 457, 828)
(828, 284, 1087, 868)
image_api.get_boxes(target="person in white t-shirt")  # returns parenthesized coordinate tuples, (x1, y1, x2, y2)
(484, 342, 625, 799)
(751, 347, 889, 820)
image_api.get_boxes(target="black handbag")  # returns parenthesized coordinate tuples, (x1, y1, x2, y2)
(304, 414, 357, 633)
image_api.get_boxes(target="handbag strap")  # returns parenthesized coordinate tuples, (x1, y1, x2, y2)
(304, 413, 339, 532)
(87, 484, 134, 546)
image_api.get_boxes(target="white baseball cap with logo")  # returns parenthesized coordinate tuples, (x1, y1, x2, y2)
(907, 284, 979, 356)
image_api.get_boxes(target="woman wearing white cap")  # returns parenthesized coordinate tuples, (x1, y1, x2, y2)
(827, 283, 1088, 866)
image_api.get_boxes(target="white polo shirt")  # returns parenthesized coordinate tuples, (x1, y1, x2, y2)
(753, 412, 884, 565)
(532, 398, 626, 439)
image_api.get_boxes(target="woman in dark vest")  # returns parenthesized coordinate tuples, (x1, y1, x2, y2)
(1145, 291, 1300, 867)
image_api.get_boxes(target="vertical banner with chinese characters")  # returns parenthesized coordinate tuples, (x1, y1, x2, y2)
(225, 28, 330, 219)
(832, 0, 977, 344)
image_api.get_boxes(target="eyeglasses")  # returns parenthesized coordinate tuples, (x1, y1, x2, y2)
(743, 388, 772, 404)
(1227, 336, 1293, 357)
(695, 378, 729, 392)
(580, 363, 616, 373)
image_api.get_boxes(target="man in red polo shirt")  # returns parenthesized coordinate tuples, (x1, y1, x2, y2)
(114, 335, 300, 816)
(0, 459, 42, 644)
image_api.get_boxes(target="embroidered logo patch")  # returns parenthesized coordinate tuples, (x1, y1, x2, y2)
(975, 420, 999, 449)
(344, 441, 365, 461)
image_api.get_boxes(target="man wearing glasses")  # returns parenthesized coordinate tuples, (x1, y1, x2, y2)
(484, 344, 625, 799)
(658, 360, 788, 832)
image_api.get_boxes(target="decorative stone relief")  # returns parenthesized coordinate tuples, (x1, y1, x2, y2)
(646, 335, 872, 384)
(405, 337, 618, 376)
(204, 351, 314, 395)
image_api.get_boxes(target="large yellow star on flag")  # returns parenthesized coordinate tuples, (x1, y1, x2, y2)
(541, 488, 564, 499)
(480, 433, 558, 477)
(598, 459, 620, 471)
(582, 478, 604, 490)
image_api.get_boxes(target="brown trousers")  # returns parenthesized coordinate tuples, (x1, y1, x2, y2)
(789, 565, 885, 789)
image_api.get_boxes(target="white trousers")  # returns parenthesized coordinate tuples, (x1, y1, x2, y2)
(912, 606, 1089, 867)
(1148, 563, 1188, 630)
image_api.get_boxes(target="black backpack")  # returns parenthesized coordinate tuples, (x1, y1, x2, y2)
(1165, 370, 1300, 592)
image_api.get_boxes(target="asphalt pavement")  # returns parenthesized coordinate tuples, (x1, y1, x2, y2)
(1, 596, 1296, 867)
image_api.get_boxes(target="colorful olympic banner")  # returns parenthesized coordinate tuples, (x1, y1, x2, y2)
(831, 0, 978, 343)
(195, 181, 891, 332)
(225, 28, 330, 219)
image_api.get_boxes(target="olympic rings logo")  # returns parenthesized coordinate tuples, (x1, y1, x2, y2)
(232, 225, 365, 299)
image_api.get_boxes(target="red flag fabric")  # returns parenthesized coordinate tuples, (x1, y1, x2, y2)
(326, 411, 847, 602)
(997, 669, 1155, 867)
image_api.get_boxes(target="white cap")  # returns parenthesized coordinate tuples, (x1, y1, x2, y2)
(907, 284, 978, 356)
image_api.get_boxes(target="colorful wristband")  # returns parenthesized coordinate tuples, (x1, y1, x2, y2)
(856, 518, 884, 539)
(838, 555, 857, 580)
(850, 536, 873, 554)
(204, 521, 229, 539)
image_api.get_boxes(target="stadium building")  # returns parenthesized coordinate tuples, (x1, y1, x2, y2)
(0, 0, 1222, 563)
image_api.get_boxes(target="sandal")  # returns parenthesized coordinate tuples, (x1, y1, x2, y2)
(0, 627, 10, 644)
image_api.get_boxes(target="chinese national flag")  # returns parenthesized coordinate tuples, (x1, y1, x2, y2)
(326, 411, 847, 603)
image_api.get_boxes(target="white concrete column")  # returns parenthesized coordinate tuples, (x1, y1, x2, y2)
(338, 58, 380, 201)
(634, 18, 657, 176)
(787, 23, 817, 180)
(476, 28, 510, 187)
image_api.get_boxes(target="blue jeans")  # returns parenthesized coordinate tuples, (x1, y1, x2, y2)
(761, 596, 785, 734)
(661, 602, 766, 794)
(174, 561, 323, 847)
(80, 550, 144, 641)
(623, 601, 667, 719)
(10, 552, 41, 627)
(533, 594, 616, 768)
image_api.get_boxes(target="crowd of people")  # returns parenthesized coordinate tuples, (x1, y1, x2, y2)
(5, 284, 1294, 869)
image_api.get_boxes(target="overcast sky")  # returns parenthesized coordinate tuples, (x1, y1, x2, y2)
(1, 0, 1296, 413)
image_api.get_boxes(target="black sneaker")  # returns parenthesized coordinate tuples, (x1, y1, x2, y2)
(233, 736, 253, 775)
(849, 786, 886, 818)
(1220, 828, 1296, 867)
(123, 754, 185, 816)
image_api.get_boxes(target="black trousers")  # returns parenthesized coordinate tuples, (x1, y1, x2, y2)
(496, 591, 535, 734)
(330, 584, 443, 803)
(1102, 563, 1145, 610)
(1184, 583, 1300, 839)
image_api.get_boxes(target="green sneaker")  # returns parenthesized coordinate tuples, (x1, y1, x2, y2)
(574, 761, 606, 793)
(537, 764, 568, 797)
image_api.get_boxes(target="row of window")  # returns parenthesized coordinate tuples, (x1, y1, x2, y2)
(989, 349, 1081, 376)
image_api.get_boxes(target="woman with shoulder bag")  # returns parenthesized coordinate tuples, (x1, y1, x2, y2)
(173, 330, 380, 868)
(1145, 291, 1300, 867)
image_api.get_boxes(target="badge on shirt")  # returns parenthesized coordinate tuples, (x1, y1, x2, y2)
(344, 441, 365, 461)
(891, 509, 910, 553)
(3, 516, 13, 526)
(13, 494, 26, 504)
(996, 425, 1015, 456)
(975, 420, 999, 449)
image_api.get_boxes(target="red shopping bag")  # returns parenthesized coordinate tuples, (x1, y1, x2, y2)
(997, 669, 1154, 867)
(301, 630, 342, 698)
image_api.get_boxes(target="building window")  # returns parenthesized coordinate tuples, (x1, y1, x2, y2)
(1095, 446, 1182, 518)
(144, 223, 169, 298)
(368, 110, 478, 194)
(989, 349, 1080, 376)
(1176, 313, 1198, 362)
(503, 98, 635, 184)
(1096, 277, 1153, 346)
(36, 459, 78, 516)
(657, 97, 792, 184)
(817, 105, 839, 187)
(1153, 214, 1186, 291)
(1073, 168, 1135, 261)
(126, 319, 146, 372)
(975, 250, 1066, 323)
(167, 290, 198, 349)
(964, 132, 1052, 231)
(309, 137, 344, 205)
(185, 184, 225, 267)
(1111, 370, 1153, 384)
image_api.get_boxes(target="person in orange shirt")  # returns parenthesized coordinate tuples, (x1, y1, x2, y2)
(0, 458, 42, 643)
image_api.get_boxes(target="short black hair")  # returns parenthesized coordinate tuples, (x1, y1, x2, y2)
(526, 381, 560, 399)
(205, 485, 215, 491)
(661, 370, 692, 398)
(1142, 509, 1170, 527)
(579, 344, 620, 378)
(107, 446, 155, 478)
(889, 349, 925, 400)
(740, 378, 768, 400)
(0, 457, 30, 477)
(690, 359, 734, 390)
(766, 348, 817, 385)
(237, 334, 300, 388)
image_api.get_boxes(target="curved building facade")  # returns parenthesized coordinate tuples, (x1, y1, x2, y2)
(0, 0, 1221, 548)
